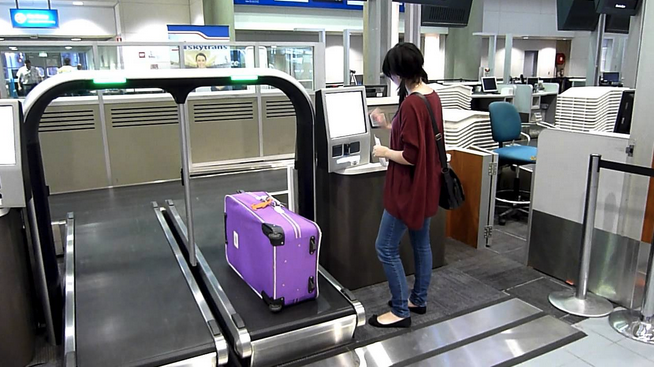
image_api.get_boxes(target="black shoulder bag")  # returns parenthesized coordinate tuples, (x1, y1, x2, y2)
(413, 93, 465, 210)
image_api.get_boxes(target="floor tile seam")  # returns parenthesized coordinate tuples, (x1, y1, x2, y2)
(572, 325, 622, 344)
(573, 342, 653, 365)
(575, 324, 625, 343)
(493, 227, 528, 241)
(616, 339, 654, 362)
(504, 276, 546, 292)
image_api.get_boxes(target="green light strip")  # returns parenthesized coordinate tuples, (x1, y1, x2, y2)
(93, 77, 127, 85)
(231, 75, 259, 82)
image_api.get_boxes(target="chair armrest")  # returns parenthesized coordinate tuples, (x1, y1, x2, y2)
(537, 121, 556, 129)
(520, 132, 531, 144)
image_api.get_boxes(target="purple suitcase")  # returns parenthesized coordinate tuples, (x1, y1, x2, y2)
(224, 191, 321, 312)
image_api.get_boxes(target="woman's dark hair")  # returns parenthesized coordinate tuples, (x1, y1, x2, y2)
(382, 43, 429, 104)
(196, 53, 207, 61)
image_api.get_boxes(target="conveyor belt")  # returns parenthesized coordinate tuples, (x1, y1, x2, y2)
(73, 202, 220, 366)
(161, 172, 363, 365)
(170, 200, 355, 340)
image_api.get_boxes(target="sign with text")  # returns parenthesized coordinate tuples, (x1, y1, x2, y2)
(10, 9, 59, 29)
(234, 0, 366, 10)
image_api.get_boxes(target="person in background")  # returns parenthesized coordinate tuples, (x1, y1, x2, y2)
(58, 58, 75, 74)
(77, 64, 83, 71)
(16, 60, 40, 96)
(196, 53, 207, 68)
(368, 43, 444, 329)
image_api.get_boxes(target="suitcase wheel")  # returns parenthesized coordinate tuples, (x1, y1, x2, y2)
(262, 291, 284, 312)
(269, 303, 283, 313)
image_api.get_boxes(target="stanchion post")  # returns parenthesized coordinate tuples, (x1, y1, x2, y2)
(609, 232, 654, 344)
(177, 103, 196, 267)
(549, 154, 614, 317)
(577, 154, 601, 299)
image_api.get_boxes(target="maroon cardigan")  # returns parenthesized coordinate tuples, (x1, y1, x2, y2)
(383, 92, 443, 230)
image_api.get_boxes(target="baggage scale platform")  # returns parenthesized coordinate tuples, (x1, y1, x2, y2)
(161, 200, 364, 366)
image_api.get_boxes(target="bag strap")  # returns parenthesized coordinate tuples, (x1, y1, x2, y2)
(411, 92, 449, 171)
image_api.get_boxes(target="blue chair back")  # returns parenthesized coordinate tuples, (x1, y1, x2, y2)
(488, 102, 522, 143)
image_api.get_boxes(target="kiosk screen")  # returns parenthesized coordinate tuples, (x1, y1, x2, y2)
(0, 106, 16, 165)
(325, 90, 368, 139)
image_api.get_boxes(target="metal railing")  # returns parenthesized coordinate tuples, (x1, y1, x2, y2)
(549, 154, 654, 344)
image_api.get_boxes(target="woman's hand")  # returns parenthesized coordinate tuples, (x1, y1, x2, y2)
(373, 144, 390, 158)
(370, 108, 391, 130)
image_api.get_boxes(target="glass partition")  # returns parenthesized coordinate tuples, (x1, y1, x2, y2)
(2, 44, 95, 98)
(0, 41, 322, 98)
(262, 45, 315, 91)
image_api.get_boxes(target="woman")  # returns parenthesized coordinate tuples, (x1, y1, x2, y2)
(370, 43, 444, 328)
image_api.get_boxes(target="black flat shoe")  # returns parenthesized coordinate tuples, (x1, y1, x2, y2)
(369, 314, 412, 329)
(387, 301, 427, 315)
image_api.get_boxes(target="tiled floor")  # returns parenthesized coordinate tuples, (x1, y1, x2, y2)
(518, 313, 654, 367)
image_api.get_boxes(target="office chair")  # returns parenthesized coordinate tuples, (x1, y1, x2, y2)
(488, 102, 537, 225)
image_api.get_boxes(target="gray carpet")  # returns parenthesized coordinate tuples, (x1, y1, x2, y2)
(451, 248, 543, 291)
(489, 228, 528, 255)
(352, 264, 508, 342)
(506, 277, 577, 319)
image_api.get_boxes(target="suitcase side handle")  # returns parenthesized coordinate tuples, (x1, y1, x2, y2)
(309, 236, 317, 255)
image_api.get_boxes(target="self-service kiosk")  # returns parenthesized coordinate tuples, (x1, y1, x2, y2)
(0, 100, 35, 367)
(315, 87, 446, 290)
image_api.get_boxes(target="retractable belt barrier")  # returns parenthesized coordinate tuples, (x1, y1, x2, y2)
(548, 154, 654, 344)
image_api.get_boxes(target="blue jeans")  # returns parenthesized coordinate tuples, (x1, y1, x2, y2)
(375, 210, 432, 318)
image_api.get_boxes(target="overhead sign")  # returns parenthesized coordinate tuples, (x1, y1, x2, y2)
(233, 0, 366, 10)
(167, 25, 230, 42)
(10, 9, 59, 29)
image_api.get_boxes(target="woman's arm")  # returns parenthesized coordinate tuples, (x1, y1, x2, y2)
(372, 145, 414, 166)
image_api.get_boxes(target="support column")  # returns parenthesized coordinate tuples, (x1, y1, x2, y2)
(587, 14, 606, 87)
(504, 34, 513, 83)
(343, 29, 352, 85)
(203, 0, 235, 41)
(623, 1, 646, 88)
(488, 35, 497, 77)
(364, 0, 393, 85)
(404, 3, 421, 47)
(443, 0, 484, 79)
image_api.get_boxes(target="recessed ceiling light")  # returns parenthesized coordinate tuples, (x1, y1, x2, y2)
(0, 38, 5, 41)
(73, 1, 84, 5)
(71, 38, 82, 41)
(523, 36, 529, 39)
(9, 46, 17, 50)
(65, 46, 73, 50)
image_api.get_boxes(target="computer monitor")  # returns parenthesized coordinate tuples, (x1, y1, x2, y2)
(315, 87, 371, 172)
(603, 72, 620, 84)
(0, 105, 16, 165)
(365, 84, 388, 98)
(481, 77, 498, 93)
(527, 77, 539, 87)
(324, 90, 368, 139)
(0, 100, 26, 208)
(614, 90, 635, 134)
(354, 74, 363, 85)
